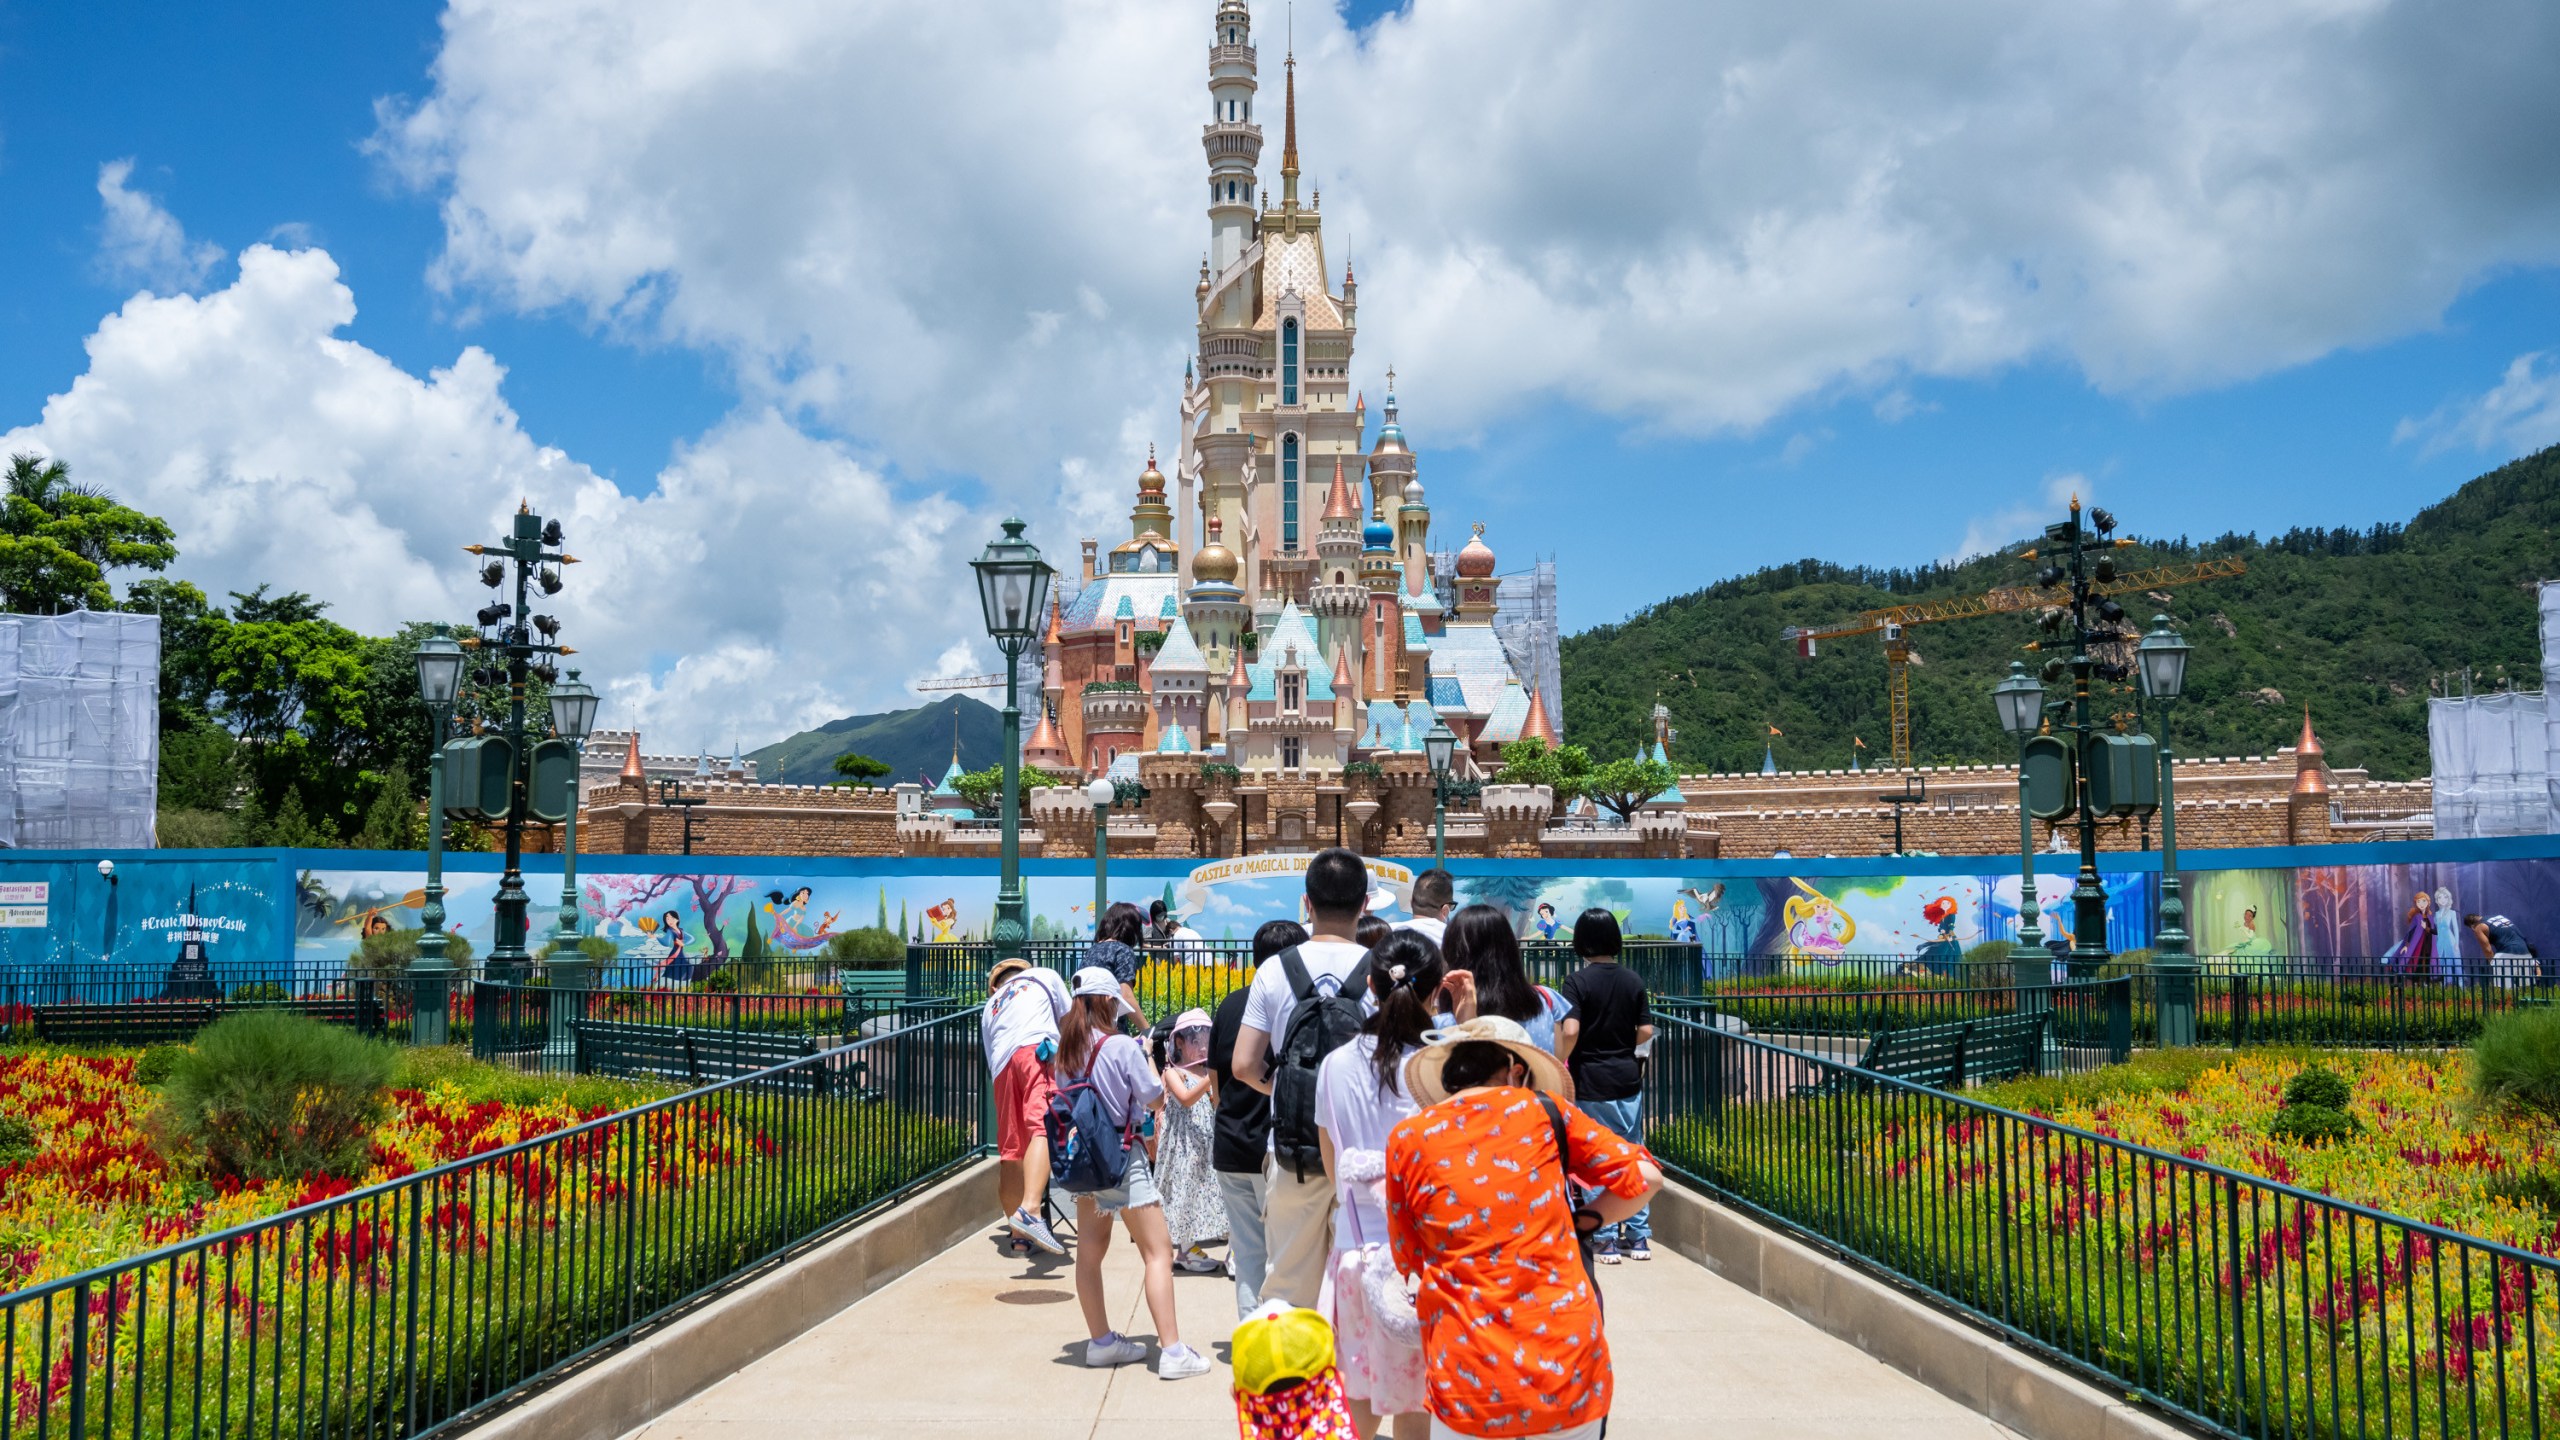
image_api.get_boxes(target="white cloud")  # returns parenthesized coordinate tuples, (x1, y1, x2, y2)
(94, 160, 222, 293)
(2395, 352, 2560, 459)
(2, 244, 983, 748)
(371, 0, 2560, 481)
(1947, 473, 2090, 563)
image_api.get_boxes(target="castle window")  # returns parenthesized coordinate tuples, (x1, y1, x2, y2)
(1281, 319, 1299, 406)
(1281, 433, 1299, 551)
(1283, 675, 1300, 712)
(1283, 736, 1301, 768)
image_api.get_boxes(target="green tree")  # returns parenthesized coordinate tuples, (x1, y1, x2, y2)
(1584, 756, 1677, 823)
(1493, 738, 1595, 802)
(0, 454, 177, 613)
(952, 763, 1064, 815)
(829, 751, 893, 786)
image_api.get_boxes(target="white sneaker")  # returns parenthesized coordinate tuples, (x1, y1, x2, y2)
(1010, 1207, 1066, 1256)
(1156, 1343, 1211, 1380)
(1085, 1334, 1147, 1369)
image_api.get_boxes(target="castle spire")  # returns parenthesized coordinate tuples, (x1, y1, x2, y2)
(1281, 50, 1299, 209)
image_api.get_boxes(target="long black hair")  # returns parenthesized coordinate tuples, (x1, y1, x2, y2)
(1361, 931, 1445, 1096)
(1443, 903, 1539, 1023)
(1095, 901, 1145, 947)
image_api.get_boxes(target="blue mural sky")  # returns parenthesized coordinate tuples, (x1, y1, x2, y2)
(1, 0, 2554, 751)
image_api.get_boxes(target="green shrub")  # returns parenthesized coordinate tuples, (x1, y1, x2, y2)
(0, 1115, 35, 1166)
(2470, 1005, 2560, 1132)
(353, 926, 420, 974)
(2485, 1168, 2560, 1220)
(2281, 1062, 2353, 1112)
(2268, 1103, 2363, 1147)
(133, 1045, 186, 1087)
(154, 807, 233, 849)
(230, 981, 287, 1003)
(826, 927, 903, 968)
(1961, 940, 2015, 966)
(701, 967, 740, 994)
(536, 934, 619, 963)
(152, 1011, 396, 1183)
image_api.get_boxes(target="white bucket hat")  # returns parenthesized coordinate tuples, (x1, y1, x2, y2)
(1402, 1015, 1570, 1107)
(1071, 964, 1135, 1016)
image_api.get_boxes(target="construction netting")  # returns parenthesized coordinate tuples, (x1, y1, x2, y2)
(0, 612, 161, 849)
(1429, 552, 1563, 740)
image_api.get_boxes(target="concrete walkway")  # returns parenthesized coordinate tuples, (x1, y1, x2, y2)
(619, 1214, 2022, 1440)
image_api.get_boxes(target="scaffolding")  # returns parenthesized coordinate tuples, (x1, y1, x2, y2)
(0, 612, 161, 849)
(1428, 551, 1563, 739)
(2428, 583, 2560, 840)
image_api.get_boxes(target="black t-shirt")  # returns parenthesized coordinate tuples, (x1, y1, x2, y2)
(1558, 960, 1652, 1102)
(1207, 985, 1272, 1173)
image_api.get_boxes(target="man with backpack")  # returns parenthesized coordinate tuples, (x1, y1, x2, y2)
(1229, 848, 1374, 1309)
(982, 957, 1070, 1255)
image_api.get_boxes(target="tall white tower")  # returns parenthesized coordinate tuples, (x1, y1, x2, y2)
(1204, 1, 1262, 273)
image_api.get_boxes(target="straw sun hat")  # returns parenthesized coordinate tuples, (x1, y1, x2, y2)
(1401, 1015, 1570, 1107)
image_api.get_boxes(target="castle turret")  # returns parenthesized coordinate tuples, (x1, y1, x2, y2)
(1312, 457, 1366, 664)
(1204, 0, 1262, 273)
(1452, 523, 1500, 624)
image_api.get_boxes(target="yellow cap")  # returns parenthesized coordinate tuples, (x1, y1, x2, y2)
(1230, 1305, 1335, 1396)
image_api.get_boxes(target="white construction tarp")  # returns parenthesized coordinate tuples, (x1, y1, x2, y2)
(0, 612, 161, 849)
(2545, 581, 2560, 822)
(2432, 689, 2553, 839)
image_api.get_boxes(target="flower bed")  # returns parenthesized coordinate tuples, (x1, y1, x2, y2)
(0, 1048, 673, 1291)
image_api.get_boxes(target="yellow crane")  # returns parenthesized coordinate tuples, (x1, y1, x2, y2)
(1782, 555, 2246, 769)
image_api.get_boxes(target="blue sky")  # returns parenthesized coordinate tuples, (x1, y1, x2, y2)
(1, 0, 2555, 743)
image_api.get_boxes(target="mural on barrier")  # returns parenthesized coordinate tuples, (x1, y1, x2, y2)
(247, 850, 2560, 983)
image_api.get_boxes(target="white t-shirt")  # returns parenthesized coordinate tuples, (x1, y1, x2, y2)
(1163, 924, 1210, 963)
(1314, 1034, 1420, 1250)
(980, 967, 1071, 1076)
(1394, 914, 1447, 946)
(1240, 939, 1373, 1061)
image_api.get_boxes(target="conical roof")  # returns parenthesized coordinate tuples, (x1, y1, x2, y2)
(1152, 614, 1208, 675)
(619, 731, 645, 783)
(1520, 685, 1556, 746)
(1323, 457, 1359, 520)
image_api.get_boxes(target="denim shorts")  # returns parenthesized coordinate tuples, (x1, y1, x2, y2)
(1086, 1147, 1162, 1218)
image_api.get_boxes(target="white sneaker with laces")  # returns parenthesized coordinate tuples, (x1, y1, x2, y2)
(1156, 1344, 1211, 1380)
(1085, 1334, 1148, 1369)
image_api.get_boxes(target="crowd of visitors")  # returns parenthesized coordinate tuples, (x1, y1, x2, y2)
(978, 849, 1665, 1437)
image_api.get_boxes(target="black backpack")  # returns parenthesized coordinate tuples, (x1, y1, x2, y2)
(1269, 946, 1370, 1180)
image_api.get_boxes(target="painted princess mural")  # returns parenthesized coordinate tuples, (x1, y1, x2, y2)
(1782, 881, 1857, 958)
(762, 886, 841, 952)
(1914, 896, 1962, 974)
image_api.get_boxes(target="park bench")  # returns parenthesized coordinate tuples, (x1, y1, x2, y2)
(30, 994, 388, 1047)
(570, 1019, 879, 1099)
(1794, 1010, 2048, 1097)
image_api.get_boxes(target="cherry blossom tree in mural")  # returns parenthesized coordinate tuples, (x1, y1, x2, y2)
(585, 873, 754, 967)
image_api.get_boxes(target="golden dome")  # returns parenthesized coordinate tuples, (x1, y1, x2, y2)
(1456, 523, 1497, 579)
(1193, 514, 1241, 585)
(1138, 445, 1166, 496)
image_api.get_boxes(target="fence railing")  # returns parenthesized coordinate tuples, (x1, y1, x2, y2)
(467, 982, 971, 1077)
(1646, 1013, 2558, 1438)
(0, 1006, 984, 1440)
(1660, 980, 2132, 1078)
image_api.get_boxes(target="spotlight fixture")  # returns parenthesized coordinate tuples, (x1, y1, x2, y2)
(534, 662, 560, 685)
(2035, 565, 2065, 589)
(2097, 598, 2126, 623)
(537, 568, 563, 596)
(2040, 658, 2067, 684)
(475, 602, 509, 627)
(2093, 557, 2116, 583)
(541, 519, 564, 547)
(532, 614, 560, 638)
(480, 561, 506, 588)
(2092, 507, 2118, 534)
(2037, 607, 2066, 634)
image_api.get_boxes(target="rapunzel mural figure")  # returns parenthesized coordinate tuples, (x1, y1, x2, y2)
(1782, 881, 1857, 959)
(2390, 889, 2435, 971)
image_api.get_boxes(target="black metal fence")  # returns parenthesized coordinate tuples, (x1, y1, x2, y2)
(1662, 979, 2133, 1079)
(467, 983, 971, 1078)
(1646, 1013, 2559, 1438)
(0, 1007, 982, 1440)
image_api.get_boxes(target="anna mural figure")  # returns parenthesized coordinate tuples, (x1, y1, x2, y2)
(2391, 890, 2435, 974)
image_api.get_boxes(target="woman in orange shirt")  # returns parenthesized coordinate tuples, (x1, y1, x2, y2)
(1383, 1016, 1663, 1439)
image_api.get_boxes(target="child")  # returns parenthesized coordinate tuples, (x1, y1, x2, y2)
(1232, 1304, 1360, 1440)
(1154, 1008, 1227, 1275)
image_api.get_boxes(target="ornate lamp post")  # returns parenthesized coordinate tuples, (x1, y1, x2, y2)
(463, 506, 578, 974)
(547, 669, 599, 977)
(1992, 662, 2047, 995)
(2022, 498, 2127, 977)
(412, 634, 465, 1045)
(971, 519, 1053, 954)
(1423, 719, 1456, 868)
(2138, 615, 2195, 1044)
(1087, 775, 1116, 930)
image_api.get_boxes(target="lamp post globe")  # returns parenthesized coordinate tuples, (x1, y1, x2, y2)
(2138, 616, 2197, 1043)
(415, 636, 465, 713)
(1991, 661, 2047, 987)
(1087, 775, 1116, 929)
(1424, 719, 1457, 867)
(972, 518, 1054, 953)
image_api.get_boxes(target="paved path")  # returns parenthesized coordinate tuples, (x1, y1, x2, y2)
(621, 1216, 2021, 1440)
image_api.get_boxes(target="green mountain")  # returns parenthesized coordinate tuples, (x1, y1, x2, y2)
(1560, 445, 2560, 781)
(747, 695, 1002, 790)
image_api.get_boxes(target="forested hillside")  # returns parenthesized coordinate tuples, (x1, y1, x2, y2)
(1560, 445, 2560, 780)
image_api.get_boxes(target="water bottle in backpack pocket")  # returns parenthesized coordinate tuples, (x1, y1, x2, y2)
(1047, 1074, 1140, 1194)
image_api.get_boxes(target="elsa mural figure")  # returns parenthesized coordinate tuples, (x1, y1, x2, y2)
(2432, 886, 2466, 982)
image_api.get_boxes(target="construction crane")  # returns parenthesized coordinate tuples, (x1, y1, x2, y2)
(1782, 555, 2246, 770)
(913, 673, 1006, 693)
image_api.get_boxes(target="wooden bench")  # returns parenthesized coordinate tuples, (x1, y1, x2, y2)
(30, 995, 388, 1047)
(1795, 1011, 2048, 1096)
(570, 1020, 879, 1098)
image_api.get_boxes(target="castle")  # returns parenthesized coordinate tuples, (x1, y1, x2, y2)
(1021, 0, 1557, 824)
